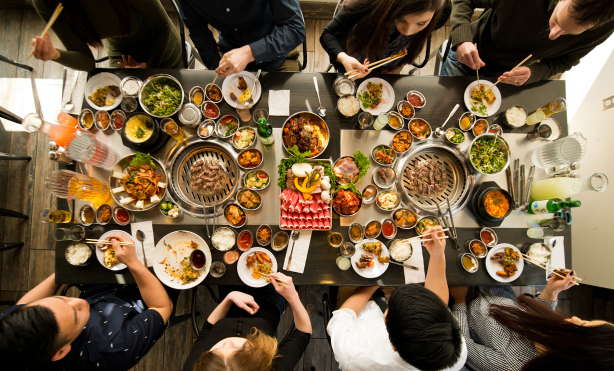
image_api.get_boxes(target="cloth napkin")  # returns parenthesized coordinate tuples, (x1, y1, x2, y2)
(403, 242, 426, 284)
(61, 68, 87, 114)
(283, 230, 312, 273)
(269, 90, 290, 116)
(130, 221, 155, 267)
(547, 236, 565, 280)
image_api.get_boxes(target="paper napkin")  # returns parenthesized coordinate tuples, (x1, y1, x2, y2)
(130, 221, 155, 267)
(404, 242, 426, 284)
(61, 68, 87, 114)
(283, 230, 312, 273)
(269, 90, 290, 116)
(547, 236, 565, 280)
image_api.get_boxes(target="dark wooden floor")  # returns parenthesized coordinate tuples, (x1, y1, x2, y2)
(1, 7, 613, 371)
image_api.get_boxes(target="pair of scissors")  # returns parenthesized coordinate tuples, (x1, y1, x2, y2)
(436, 198, 460, 250)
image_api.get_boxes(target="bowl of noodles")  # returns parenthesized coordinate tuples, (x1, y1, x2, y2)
(109, 153, 168, 212)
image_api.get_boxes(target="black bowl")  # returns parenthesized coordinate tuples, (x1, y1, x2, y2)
(476, 187, 513, 221)
(121, 112, 160, 148)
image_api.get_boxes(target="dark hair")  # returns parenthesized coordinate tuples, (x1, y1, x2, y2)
(568, 0, 614, 27)
(385, 284, 463, 370)
(0, 306, 65, 370)
(43, 0, 131, 47)
(345, 0, 446, 67)
(490, 295, 614, 371)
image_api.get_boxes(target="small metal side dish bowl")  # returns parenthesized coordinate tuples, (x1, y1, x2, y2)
(391, 208, 418, 230)
(468, 133, 511, 176)
(237, 230, 253, 251)
(211, 227, 237, 251)
(78, 109, 95, 130)
(337, 94, 361, 118)
(361, 185, 378, 205)
(466, 239, 488, 258)
(197, 119, 216, 139)
(256, 224, 272, 246)
(444, 128, 466, 146)
(189, 86, 205, 106)
(381, 218, 398, 239)
(232, 126, 257, 150)
(416, 216, 441, 235)
(458, 111, 476, 132)
(391, 129, 413, 155)
(371, 144, 397, 167)
(372, 166, 396, 189)
(406, 90, 426, 109)
(458, 253, 479, 273)
(243, 170, 270, 191)
(389, 239, 414, 262)
(272, 231, 290, 251)
(205, 83, 223, 104)
(236, 188, 262, 211)
(387, 111, 405, 131)
(396, 101, 415, 120)
(94, 110, 111, 131)
(375, 190, 402, 211)
(236, 148, 263, 171)
(215, 114, 239, 138)
(348, 223, 365, 244)
(408, 118, 432, 141)
(476, 227, 498, 247)
(138, 74, 184, 118)
(95, 204, 113, 225)
(364, 220, 382, 239)
(203, 101, 221, 120)
(223, 202, 247, 228)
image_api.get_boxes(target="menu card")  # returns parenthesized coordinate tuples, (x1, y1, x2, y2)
(283, 230, 312, 274)
(404, 242, 426, 284)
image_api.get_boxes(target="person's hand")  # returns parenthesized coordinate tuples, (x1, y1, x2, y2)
(31, 33, 60, 61)
(108, 234, 139, 266)
(456, 42, 485, 70)
(498, 66, 531, 86)
(226, 291, 260, 315)
(540, 269, 577, 301)
(338, 53, 370, 81)
(269, 272, 299, 302)
(449, 286, 469, 305)
(215, 46, 255, 77)
(118, 55, 146, 68)
(422, 226, 446, 257)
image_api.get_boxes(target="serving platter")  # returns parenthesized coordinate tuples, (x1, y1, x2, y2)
(485, 243, 524, 283)
(351, 239, 390, 278)
(153, 231, 211, 289)
(237, 247, 278, 288)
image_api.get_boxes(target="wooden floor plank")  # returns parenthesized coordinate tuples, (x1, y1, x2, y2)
(0, 9, 24, 78)
(304, 18, 316, 53)
(130, 333, 165, 371)
(193, 284, 219, 334)
(163, 289, 194, 371)
(304, 285, 329, 339)
(302, 338, 333, 371)
(0, 290, 27, 312)
(313, 19, 332, 73)
(16, 10, 46, 79)
(28, 249, 55, 290)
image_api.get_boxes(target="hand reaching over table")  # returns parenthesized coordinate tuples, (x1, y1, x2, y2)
(215, 46, 255, 77)
(540, 269, 577, 301)
(30, 33, 60, 62)
(456, 41, 485, 70)
(108, 233, 139, 267)
(118, 55, 146, 68)
(338, 53, 370, 80)
(422, 226, 446, 257)
(498, 66, 531, 86)
(270, 272, 299, 302)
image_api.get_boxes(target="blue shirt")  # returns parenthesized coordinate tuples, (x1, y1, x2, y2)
(179, 0, 305, 71)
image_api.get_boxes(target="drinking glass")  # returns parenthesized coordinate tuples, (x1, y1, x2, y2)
(336, 256, 351, 270)
(253, 109, 269, 124)
(210, 261, 226, 278)
(358, 112, 374, 129)
(45, 170, 112, 209)
(527, 118, 561, 141)
(64, 130, 119, 169)
(236, 102, 251, 123)
(161, 118, 186, 142)
(527, 97, 566, 125)
(340, 242, 356, 258)
(121, 97, 138, 112)
(68, 225, 93, 241)
(529, 132, 586, 169)
(526, 227, 554, 239)
(54, 228, 71, 241)
(539, 217, 566, 232)
(327, 231, 344, 248)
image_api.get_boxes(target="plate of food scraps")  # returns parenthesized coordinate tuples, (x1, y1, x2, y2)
(485, 243, 524, 283)
(237, 247, 278, 288)
(351, 239, 390, 278)
(222, 71, 262, 108)
(95, 230, 132, 271)
(153, 230, 211, 289)
(356, 78, 395, 116)
(463, 79, 501, 117)
(85, 72, 123, 111)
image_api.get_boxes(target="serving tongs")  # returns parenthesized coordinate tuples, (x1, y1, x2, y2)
(436, 198, 460, 250)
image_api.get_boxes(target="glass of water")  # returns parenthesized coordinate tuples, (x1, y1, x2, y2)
(210, 261, 226, 278)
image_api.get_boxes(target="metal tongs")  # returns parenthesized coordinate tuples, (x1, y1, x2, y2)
(436, 197, 460, 250)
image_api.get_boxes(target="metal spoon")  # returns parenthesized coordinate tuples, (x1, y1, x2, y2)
(286, 229, 300, 271)
(244, 69, 261, 109)
(63, 72, 79, 112)
(434, 104, 460, 138)
(313, 76, 326, 117)
(136, 230, 148, 267)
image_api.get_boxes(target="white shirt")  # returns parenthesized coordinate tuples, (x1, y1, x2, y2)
(327, 300, 468, 371)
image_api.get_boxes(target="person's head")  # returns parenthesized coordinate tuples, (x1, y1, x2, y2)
(192, 328, 278, 371)
(0, 296, 90, 370)
(345, 0, 446, 66)
(385, 284, 464, 370)
(42, 0, 131, 47)
(549, 0, 614, 39)
(489, 295, 614, 371)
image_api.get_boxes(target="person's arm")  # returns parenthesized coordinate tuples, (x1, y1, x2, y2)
(423, 226, 449, 305)
(269, 272, 311, 334)
(178, 0, 221, 69)
(449, 0, 498, 70)
(537, 268, 577, 308)
(207, 291, 260, 325)
(126, 0, 176, 68)
(32, 0, 97, 71)
(16, 274, 60, 304)
(339, 286, 379, 316)
(110, 234, 172, 324)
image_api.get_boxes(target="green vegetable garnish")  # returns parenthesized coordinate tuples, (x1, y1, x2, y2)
(471, 99, 488, 116)
(337, 183, 362, 198)
(470, 137, 506, 174)
(353, 150, 370, 182)
(278, 145, 312, 189)
(130, 152, 157, 169)
(143, 83, 182, 116)
(357, 82, 384, 109)
(135, 127, 146, 139)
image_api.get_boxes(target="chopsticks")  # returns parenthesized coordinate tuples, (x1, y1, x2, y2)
(86, 239, 134, 246)
(388, 260, 420, 270)
(475, 44, 480, 87)
(520, 253, 581, 285)
(485, 54, 532, 92)
(398, 229, 450, 244)
(345, 50, 408, 78)
(259, 273, 290, 288)
(27, 3, 63, 60)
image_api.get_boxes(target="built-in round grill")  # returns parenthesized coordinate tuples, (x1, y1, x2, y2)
(394, 142, 473, 215)
(165, 137, 240, 218)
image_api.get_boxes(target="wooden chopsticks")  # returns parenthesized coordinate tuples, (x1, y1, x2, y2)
(485, 54, 532, 92)
(260, 273, 290, 288)
(475, 44, 480, 87)
(86, 239, 134, 246)
(398, 228, 450, 244)
(345, 51, 408, 78)
(27, 2, 63, 60)
(520, 253, 580, 285)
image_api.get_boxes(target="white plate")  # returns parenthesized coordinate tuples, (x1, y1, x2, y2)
(222, 71, 262, 108)
(153, 231, 211, 290)
(356, 78, 395, 115)
(485, 243, 524, 283)
(351, 239, 390, 278)
(85, 72, 123, 111)
(237, 247, 278, 288)
(95, 230, 132, 271)
(463, 80, 501, 117)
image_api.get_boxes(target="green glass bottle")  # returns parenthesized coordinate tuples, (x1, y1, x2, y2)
(257, 118, 274, 146)
(527, 198, 581, 214)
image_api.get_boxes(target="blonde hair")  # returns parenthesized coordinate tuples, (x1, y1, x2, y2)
(193, 328, 278, 371)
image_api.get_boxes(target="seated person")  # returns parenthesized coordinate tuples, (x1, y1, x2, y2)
(442, 0, 614, 85)
(182, 272, 311, 371)
(0, 234, 172, 371)
(31, 0, 183, 71)
(320, 0, 451, 80)
(450, 271, 614, 371)
(327, 226, 468, 370)
(179, 0, 306, 76)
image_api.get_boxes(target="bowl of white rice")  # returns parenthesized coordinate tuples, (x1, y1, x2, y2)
(522, 242, 552, 266)
(65, 242, 94, 266)
(211, 227, 237, 251)
(503, 105, 528, 128)
(337, 95, 360, 118)
(389, 239, 413, 262)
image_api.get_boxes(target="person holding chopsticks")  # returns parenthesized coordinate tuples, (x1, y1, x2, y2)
(182, 272, 311, 371)
(441, 0, 614, 85)
(31, 0, 183, 71)
(320, 0, 451, 80)
(449, 270, 614, 371)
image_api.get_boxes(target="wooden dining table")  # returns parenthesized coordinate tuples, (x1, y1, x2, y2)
(55, 69, 571, 287)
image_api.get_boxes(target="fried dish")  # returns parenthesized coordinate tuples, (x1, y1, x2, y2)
(283, 114, 327, 157)
(355, 241, 390, 269)
(246, 251, 273, 280)
(122, 164, 163, 200)
(237, 77, 248, 90)
(333, 189, 360, 215)
(491, 247, 520, 278)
